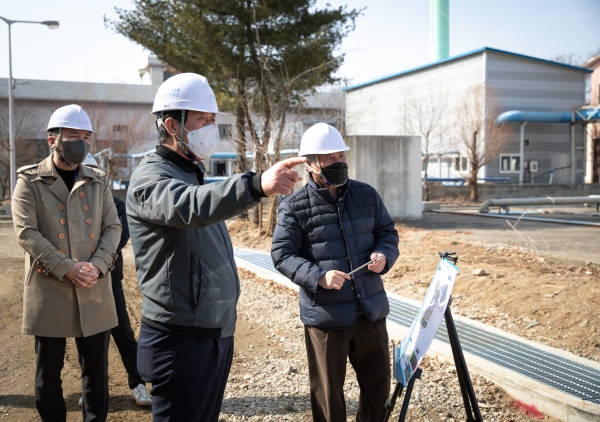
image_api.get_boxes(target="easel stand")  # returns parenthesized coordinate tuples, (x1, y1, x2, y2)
(383, 298, 483, 422)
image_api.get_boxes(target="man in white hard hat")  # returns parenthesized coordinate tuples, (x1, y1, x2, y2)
(271, 123, 399, 422)
(12, 104, 122, 421)
(127, 73, 305, 421)
(82, 153, 152, 407)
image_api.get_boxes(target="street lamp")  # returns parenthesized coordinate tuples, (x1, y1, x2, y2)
(0, 16, 59, 198)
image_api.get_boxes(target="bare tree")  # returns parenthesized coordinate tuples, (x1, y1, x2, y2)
(86, 104, 152, 184)
(252, 11, 343, 236)
(399, 86, 447, 200)
(552, 46, 600, 67)
(551, 53, 584, 67)
(453, 84, 511, 201)
(0, 101, 42, 199)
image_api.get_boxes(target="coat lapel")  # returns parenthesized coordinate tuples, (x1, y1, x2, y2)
(75, 164, 102, 191)
(38, 156, 70, 204)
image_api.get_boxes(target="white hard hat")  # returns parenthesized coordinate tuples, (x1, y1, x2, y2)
(299, 123, 349, 156)
(47, 104, 94, 132)
(82, 153, 99, 168)
(152, 73, 224, 115)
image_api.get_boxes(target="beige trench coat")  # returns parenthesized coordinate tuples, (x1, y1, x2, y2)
(12, 155, 121, 337)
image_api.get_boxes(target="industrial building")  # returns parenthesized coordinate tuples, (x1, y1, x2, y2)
(344, 47, 592, 185)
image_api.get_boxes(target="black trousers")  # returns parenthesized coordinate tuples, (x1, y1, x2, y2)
(110, 281, 145, 389)
(137, 323, 234, 422)
(34, 331, 110, 422)
(304, 315, 390, 422)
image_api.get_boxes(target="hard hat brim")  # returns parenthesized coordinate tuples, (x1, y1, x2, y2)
(152, 108, 226, 115)
(299, 146, 350, 156)
(47, 124, 95, 133)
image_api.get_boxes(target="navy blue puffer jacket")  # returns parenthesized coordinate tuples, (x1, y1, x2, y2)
(271, 178, 399, 329)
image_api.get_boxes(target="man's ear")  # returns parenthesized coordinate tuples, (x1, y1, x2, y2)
(164, 117, 179, 138)
(47, 134, 57, 149)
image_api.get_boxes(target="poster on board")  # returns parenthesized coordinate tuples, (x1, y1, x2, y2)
(394, 257, 459, 386)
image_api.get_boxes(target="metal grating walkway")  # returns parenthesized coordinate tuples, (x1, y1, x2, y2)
(234, 248, 600, 405)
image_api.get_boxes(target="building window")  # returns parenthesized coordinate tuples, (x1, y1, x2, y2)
(524, 139, 530, 148)
(453, 156, 468, 171)
(113, 125, 128, 132)
(163, 71, 176, 82)
(500, 154, 520, 173)
(218, 124, 233, 139)
(216, 162, 227, 176)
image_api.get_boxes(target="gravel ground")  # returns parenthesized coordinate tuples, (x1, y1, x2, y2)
(0, 223, 564, 421)
(220, 268, 558, 422)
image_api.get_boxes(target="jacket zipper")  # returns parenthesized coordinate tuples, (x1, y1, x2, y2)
(337, 197, 358, 295)
(191, 254, 200, 313)
(312, 196, 354, 307)
(218, 223, 240, 298)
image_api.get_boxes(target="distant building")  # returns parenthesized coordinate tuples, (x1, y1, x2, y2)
(0, 56, 342, 196)
(344, 47, 592, 184)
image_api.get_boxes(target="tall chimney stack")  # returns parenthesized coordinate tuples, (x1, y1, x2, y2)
(430, 0, 449, 62)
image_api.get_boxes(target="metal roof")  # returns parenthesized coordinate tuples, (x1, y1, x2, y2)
(343, 47, 592, 93)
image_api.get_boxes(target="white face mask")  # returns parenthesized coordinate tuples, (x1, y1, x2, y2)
(183, 124, 220, 160)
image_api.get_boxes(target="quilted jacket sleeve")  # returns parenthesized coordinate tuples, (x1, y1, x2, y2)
(370, 190, 400, 275)
(271, 201, 326, 293)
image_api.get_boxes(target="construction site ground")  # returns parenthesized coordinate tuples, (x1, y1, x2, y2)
(0, 204, 598, 421)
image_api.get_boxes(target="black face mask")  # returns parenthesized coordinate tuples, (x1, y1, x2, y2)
(57, 139, 90, 165)
(320, 162, 348, 187)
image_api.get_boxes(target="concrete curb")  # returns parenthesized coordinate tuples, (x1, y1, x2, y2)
(234, 253, 600, 422)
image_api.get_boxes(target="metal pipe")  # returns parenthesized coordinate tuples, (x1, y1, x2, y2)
(7, 22, 15, 197)
(430, 0, 449, 62)
(434, 209, 600, 227)
(0, 16, 59, 197)
(570, 121, 576, 184)
(519, 122, 526, 184)
(583, 123, 589, 183)
(479, 196, 600, 213)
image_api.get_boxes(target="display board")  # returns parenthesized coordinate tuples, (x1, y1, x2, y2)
(394, 257, 459, 386)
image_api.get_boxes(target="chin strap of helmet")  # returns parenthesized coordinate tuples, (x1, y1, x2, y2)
(157, 111, 198, 162)
(306, 158, 336, 187)
(175, 110, 198, 162)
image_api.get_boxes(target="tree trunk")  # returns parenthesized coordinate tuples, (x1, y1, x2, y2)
(469, 168, 478, 201)
(235, 82, 248, 174)
(264, 107, 288, 237)
(470, 130, 479, 201)
(240, 98, 261, 227)
(0, 177, 8, 200)
(422, 155, 430, 201)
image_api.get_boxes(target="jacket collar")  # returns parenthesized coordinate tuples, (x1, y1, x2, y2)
(307, 175, 349, 204)
(36, 154, 102, 204)
(37, 154, 101, 183)
(77, 161, 102, 184)
(37, 154, 60, 179)
(156, 144, 199, 173)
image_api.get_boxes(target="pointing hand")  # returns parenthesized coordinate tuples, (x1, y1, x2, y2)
(261, 157, 307, 196)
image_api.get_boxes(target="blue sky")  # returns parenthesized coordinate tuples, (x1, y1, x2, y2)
(0, 0, 598, 87)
